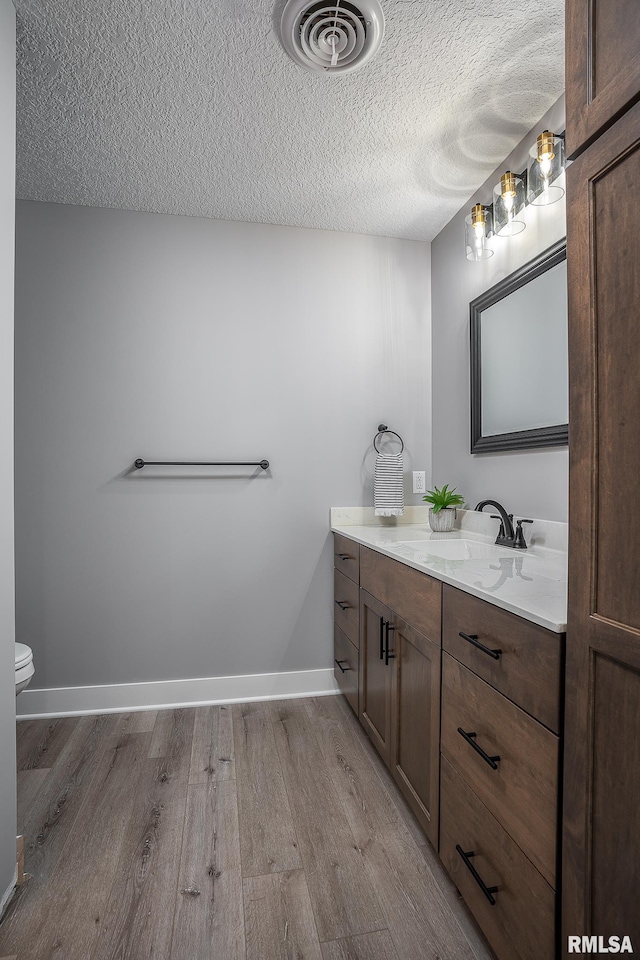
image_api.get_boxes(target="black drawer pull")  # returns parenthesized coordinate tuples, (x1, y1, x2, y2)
(384, 621, 395, 665)
(336, 553, 353, 561)
(457, 728, 500, 770)
(459, 631, 502, 660)
(335, 600, 350, 611)
(334, 659, 351, 673)
(455, 845, 499, 905)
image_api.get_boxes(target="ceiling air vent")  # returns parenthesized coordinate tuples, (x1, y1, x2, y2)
(280, 0, 385, 74)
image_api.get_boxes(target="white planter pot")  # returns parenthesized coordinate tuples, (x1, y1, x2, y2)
(428, 507, 456, 532)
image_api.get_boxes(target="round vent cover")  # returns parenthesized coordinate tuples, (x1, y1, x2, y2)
(280, 0, 385, 74)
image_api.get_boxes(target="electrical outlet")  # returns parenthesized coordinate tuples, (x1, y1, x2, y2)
(413, 471, 426, 494)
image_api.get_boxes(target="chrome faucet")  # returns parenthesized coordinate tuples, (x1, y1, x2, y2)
(475, 499, 533, 549)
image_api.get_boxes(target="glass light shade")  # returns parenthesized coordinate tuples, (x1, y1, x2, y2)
(493, 170, 526, 236)
(527, 132, 565, 205)
(465, 205, 494, 261)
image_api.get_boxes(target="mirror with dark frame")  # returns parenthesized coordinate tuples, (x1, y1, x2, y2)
(470, 239, 568, 454)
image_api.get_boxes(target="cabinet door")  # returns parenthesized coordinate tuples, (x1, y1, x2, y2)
(566, 0, 640, 157)
(390, 617, 440, 848)
(359, 590, 394, 766)
(564, 100, 640, 953)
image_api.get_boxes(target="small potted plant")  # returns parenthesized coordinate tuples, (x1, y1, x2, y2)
(423, 483, 465, 532)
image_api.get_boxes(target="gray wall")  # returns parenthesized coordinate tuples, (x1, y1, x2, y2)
(0, 0, 16, 908)
(431, 97, 568, 522)
(15, 201, 431, 690)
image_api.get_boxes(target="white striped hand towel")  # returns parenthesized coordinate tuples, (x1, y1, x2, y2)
(374, 453, 405, 517)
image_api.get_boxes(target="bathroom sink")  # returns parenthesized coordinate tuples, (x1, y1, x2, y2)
(398, 538, 506, 560)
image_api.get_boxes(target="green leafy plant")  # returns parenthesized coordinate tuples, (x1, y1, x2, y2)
(422, 483, 465, 513)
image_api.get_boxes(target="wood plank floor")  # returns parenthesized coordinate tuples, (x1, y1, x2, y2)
(0, 695, 492, 960)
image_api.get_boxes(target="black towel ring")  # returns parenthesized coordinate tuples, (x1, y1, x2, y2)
(374, 423, 404, 454)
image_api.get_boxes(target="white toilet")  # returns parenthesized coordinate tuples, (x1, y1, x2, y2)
(15, 643, 35, 696)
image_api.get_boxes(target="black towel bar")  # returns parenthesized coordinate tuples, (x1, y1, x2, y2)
(134, 459, 269, 470)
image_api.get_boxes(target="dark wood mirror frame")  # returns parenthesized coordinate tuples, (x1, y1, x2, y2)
(470, 238, 568, 454)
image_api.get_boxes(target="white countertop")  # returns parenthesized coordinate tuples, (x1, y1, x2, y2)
(331, 507, 567, 633)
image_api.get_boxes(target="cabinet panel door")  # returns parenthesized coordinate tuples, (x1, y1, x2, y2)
(564, 100, 640, 952)
(359, 591, 393, 766)
(391, 618, 440, 848)
(566, 0, 640, 156)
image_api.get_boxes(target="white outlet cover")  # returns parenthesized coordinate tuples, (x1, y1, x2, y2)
(413, 471, 426, 494)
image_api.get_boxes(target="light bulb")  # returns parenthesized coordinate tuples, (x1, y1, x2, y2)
(471, 203, 487, 239)
(539, 156, 553, 180)
(536, 131, 556, 184)
(465, 205, 493, 260)
(528, 131, 564, 206)
(500, 171, 517, 217)
(494, 172, 525, 235)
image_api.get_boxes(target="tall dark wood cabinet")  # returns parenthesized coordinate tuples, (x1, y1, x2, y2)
(566, 0, 640, 156)
(564, 1, 640, 949)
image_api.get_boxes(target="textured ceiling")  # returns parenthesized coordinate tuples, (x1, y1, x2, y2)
(14, 0, 564, 241)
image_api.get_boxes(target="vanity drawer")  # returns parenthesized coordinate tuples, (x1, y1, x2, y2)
(360, 546, 442, 643)
(442, 584, 563, 732)
(441, 653, 559, 887)
(440, 757, 555, 960)
(333, 533, 360, 584)
(334, 568, 359, 648)
(334, 625, 358, 714)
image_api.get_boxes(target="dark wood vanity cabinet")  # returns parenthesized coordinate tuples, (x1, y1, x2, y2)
(566, 0, 640, 157)
(332, 533, 564, 956)
(563, 98, 640, 953)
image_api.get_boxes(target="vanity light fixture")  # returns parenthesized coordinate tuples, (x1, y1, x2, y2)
(465, 204, 494, 261)
(464, 128, 566, 261)
(527, 130, 565, 205)
(493, 170, 526, 236)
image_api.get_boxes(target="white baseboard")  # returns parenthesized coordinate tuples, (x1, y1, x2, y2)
(16, 667, 341, 720)
(0, 866, 17, 920)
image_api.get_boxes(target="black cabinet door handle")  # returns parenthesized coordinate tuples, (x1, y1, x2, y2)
(457, 728, 501, 770)
(379, 616, 385, 660)
(335, 600, 350, 611)
(455, 845, 499, 905)
(334, 659, 351, 673)
(384, 621, 396, 665)
(336, 553, 352, 561)
(459, 631, 502, 660)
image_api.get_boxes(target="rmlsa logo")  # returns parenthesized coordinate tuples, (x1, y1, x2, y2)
(568, 936, 633, 954)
